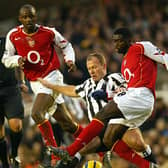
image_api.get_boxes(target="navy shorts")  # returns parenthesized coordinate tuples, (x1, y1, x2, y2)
(0, 85, 24, 125)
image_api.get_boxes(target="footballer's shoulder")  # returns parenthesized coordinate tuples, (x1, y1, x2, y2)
(7, 26, 21, 35)
(130, 42, 146, 54)
(7, 25, 23, 41)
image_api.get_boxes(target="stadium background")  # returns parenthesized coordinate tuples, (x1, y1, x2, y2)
(0, 0, 168, 167)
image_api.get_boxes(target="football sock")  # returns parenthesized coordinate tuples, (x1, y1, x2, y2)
(0, 137, 9, 168)
(74, 152, 82, 161)
(143, 145, 157, 163)
(112, 140, 150, 168)
(66, 119, 104, 156)
(38, 120, 57, 147)
(9, 130, 23, 157)
(73, 124, 83, 138)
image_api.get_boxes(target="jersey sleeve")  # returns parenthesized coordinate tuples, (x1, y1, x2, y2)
(139, 41, 168, 70)
(106, 73, 127, 100)
(75, 81, 87, 98)
(1, 30, 21, 68)
(52, 28, 75, 63)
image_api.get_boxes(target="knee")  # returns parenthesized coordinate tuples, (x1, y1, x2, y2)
(126, 137, 146, 152)
(9, 119, 22, 132)
(134, 139, 146, 152)
(10, 125, 22, 132)
(31, 110, 44, 123)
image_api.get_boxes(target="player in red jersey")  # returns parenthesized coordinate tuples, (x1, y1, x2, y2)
(46, 28, 168, 168)
(38, 52, 157, 168)
(1, 4, 83, 165)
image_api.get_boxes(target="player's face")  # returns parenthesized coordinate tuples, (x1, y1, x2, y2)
(87, 57, 106, 82)
(19, 7, 37, 33)
(112, 34, 129, 54)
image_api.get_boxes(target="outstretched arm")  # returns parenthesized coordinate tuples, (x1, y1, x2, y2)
(140, 41, 168, 70)
(38, 78, 79, 97)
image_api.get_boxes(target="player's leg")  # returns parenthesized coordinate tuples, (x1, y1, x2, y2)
(52, 103, 83, 138)
(8, 119, 23, 166)
(49, 88, 154, 161)
(0, 118, 10, 168)
(65, 100, 124, 156)
(122, 128, 157, 163)
(103, 124, 152, 168)
(79, 125, 109, 155)
(47, 100, 124, 159)
(4, 86, 24, 166)
(31, 93, 58, 147)
(31, 93, 60, 166)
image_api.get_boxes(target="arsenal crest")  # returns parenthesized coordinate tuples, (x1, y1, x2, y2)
(26, 37, 35, 47)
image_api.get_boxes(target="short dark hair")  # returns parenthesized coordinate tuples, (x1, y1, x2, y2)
(113, 27, 132, 40)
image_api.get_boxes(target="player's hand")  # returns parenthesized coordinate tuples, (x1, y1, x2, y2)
(115, 87, 126, 93)
(37, 78, 53, 89)
(20, 83, 29, 93)
(91, 90, 108, 102)
(18, 57, 26, 69)
(66, 61, 77, 72)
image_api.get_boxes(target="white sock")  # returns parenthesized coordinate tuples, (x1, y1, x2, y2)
(74, 152, 82, 161)
(143, 145, 152, 157)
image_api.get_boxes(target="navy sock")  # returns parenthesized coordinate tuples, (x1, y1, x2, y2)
(0, 137, 9, 167)
(9, 130, 23, 157)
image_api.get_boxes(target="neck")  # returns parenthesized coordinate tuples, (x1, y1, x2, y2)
(23, 25, 37, 34)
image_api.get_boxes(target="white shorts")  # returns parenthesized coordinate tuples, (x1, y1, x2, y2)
(30, 70, 64, 115)
(109, 87, 154, 128)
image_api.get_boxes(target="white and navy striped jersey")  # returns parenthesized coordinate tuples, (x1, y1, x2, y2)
(75, 73, 126, 121)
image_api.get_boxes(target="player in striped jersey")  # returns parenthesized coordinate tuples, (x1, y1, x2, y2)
(38, 52, 156, 167)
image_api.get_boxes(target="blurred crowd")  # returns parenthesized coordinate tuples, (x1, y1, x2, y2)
(1, 0, 168, 167)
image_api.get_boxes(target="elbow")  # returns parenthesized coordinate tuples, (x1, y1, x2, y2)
(1, 57, 8, 67)
(1, 58, 14, 68)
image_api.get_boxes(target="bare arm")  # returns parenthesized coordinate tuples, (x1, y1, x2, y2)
(38, 78, 79, 97)
(15, 68, 29, 93)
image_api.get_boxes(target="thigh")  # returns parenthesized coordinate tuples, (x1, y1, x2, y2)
(122, 128, 146, 151)
(113, 88, 154, 127)
(32, 93, 54, 115)
(95, 101, 125, 124)
(31, 70, 64, 115)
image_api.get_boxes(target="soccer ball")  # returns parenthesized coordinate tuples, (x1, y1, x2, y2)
(82, 160, 103, 168)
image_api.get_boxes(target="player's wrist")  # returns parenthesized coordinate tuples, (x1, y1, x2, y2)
(18, 79, 26, 85)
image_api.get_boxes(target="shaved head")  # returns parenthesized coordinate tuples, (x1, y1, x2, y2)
(19, 4, 36, 16)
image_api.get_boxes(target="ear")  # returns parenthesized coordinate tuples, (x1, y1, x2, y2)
(104, 63, 107, 69)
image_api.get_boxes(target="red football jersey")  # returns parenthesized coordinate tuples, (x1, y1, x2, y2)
(3, 25, 75, 81)
(121, 42, 157, 95)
